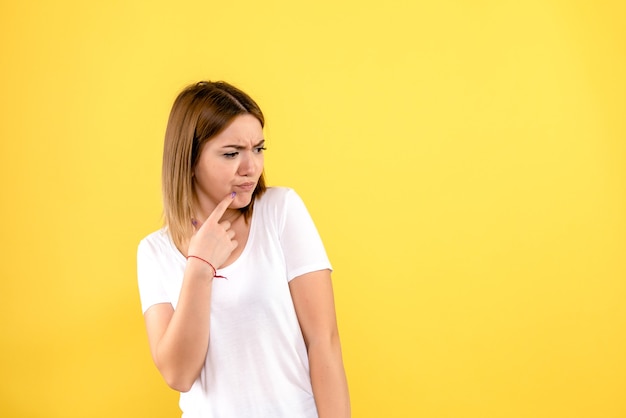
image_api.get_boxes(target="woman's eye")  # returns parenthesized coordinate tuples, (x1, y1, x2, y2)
(223, 152, 238, 158)
(255, 147, 267, 153)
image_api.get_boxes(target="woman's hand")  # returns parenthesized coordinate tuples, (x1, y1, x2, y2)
(144, 192, 238, 392)
(187, 192, 238, 269)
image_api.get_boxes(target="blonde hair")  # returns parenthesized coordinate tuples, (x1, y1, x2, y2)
(161, 81, 266, 252)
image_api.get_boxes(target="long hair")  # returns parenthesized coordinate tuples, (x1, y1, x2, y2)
(161, 81, 266, 252)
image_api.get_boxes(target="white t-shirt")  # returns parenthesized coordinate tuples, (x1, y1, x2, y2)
(137, 187, 331, 418)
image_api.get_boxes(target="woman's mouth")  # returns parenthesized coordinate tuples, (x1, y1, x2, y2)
(234, 182, 256, 192)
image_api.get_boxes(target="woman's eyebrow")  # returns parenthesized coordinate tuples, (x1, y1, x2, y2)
(221, 139, 265, 150)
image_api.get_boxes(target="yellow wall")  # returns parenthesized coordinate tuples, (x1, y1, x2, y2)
(1, 1, 624, 417)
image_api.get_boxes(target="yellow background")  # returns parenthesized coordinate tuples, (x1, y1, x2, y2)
(1, 0, 625, 417)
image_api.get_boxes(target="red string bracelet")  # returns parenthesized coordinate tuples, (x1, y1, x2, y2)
(186, 255, 227, 279)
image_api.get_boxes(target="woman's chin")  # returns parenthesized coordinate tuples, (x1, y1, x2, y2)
(231, 193, 253, 209)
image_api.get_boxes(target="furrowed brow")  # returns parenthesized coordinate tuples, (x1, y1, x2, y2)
(221, 139, 265, 150)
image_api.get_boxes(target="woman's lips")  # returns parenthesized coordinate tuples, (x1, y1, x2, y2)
(235, 182, 256, 192)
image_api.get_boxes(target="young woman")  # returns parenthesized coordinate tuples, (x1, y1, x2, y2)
(137, 81, 350, 417)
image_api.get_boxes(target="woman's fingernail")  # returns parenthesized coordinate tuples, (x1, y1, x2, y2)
(231, 192, 236, 198)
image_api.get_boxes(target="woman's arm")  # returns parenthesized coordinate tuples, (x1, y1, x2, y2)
(143, 194, 238, 392)
(289, 269, 351, 418)
(143, 259, 215, 392)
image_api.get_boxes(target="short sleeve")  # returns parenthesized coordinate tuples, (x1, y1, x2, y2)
(279, 189, 332, 281)
(137, 236, 171, 313)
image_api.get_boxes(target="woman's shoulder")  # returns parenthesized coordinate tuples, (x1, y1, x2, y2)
(256, 186, 302, 209)
(138, 227, 174, 256)
(260, 186, 294, 200)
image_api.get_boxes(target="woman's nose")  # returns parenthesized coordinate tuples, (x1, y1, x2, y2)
(238, 151, 258, 176)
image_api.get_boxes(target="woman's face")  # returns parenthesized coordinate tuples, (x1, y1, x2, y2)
(193, 114, 265, 216)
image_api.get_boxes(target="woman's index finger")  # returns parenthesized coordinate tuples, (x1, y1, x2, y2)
(207, 192, 236, 223)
